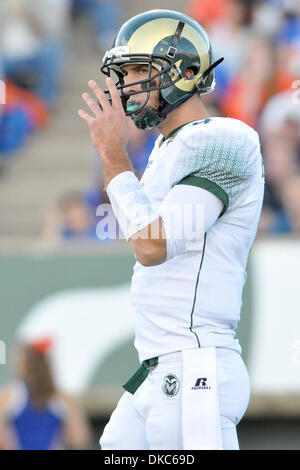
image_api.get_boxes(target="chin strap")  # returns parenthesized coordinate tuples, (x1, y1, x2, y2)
(132, 106, 165, 130)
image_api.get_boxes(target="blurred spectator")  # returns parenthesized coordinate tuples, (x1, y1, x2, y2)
(71, 0, 121, 50)
(187, 0, 259, 96)
(186, 0, 234, 29)
(258, 117, 300, 234)
(0, 80, 50, 155)
(0, 0, 70, 107)
(260, 86, 300, 208)
(275, 4, 300, 80)
(263, 128, 299, 207)
(252, 0, 282, 37)
(270, 173, 300, 233)
(220, 38, 276, 128)
(259, 88, 300, 138)
(0, 339, 91, 450)
(42, 191, 99, 244)
(257, 206, 277, 233)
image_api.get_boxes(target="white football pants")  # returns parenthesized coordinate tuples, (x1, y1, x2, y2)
(100, 347, 250, 450)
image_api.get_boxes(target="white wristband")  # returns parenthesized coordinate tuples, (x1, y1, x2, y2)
(106, 171, 159, 241)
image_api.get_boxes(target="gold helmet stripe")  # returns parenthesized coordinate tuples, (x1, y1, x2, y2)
(175, 23, 210, 92)
(127, 18, 182, 56)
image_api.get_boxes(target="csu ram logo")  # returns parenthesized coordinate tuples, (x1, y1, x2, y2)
(162, 374, 180, 397)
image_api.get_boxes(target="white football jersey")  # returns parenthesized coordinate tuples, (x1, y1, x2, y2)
(131, 117, 264, 362)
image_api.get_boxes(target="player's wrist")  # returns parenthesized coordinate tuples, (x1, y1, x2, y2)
(106, 171, 158, 241)
(100, 148, 133, 187)
(99, 145, 128, 163)
(105, 170, 135, 190)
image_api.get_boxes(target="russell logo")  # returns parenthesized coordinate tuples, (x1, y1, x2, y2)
(191, 377, 211, 390)
(162, 374, 180, 397)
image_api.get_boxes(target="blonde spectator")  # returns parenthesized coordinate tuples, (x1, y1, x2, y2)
(0, 339, 91, 450)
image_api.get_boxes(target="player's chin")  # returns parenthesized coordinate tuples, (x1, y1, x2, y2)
(139, 99, 160, 114)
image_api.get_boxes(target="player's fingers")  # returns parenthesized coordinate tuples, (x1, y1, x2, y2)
(88, 80, 110, 111)
(78, 109, 94, 124)
(105, 77, 123, 111)
(81, 92, 102, 117)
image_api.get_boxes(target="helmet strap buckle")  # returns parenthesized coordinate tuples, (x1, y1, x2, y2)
(166, 46, 177, 59)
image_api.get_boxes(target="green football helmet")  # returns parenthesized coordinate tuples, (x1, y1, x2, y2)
(101, 9, 223, 130)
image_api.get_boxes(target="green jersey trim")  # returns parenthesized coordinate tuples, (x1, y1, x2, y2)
(177, 175, 229, 215)
(189, 233, 207, 347)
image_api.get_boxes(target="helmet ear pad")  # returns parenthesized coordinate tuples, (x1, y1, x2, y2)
(153, 36, 201, 105)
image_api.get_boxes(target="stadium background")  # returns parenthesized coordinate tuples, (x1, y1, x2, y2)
(0, 0, 300, 450)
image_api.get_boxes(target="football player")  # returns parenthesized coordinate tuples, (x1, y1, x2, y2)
(79, 9, 264, 450)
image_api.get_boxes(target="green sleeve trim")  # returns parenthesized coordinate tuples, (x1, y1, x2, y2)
(177, 175, 229, 215)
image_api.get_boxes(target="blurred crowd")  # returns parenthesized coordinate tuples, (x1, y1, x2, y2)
(1, 0, 300, 241)
(188, 0, 300, 234)
(0, 0, 120, 155)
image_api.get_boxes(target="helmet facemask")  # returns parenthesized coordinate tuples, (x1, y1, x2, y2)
(101, 51, 185, 129)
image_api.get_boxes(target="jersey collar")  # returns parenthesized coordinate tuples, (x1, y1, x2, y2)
(158, 118, 211, 148)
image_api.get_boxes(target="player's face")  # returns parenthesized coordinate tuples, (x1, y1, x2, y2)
(121, 64, 160, 113)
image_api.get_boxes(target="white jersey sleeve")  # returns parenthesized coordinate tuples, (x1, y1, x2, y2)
(159, 184, 224, 261)
(166, 118, 262, 213)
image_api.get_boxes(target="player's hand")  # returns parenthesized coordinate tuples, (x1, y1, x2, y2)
(78, 77, 129, 160)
